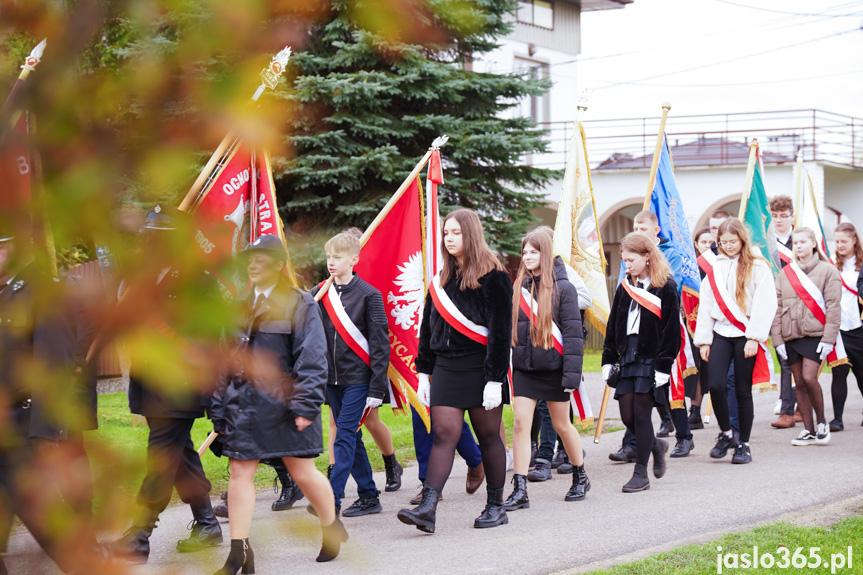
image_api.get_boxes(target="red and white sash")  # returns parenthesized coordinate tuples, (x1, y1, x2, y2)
(429, 274, 489, 345)
(320, 285, 371, 367)
(777, 241, 793, 265)
(706, 263, 775, 389)
(620, 278, 662, 319)
(518, 287, 593, 425)
(697, 250, 716, 276)
(782, 262, 847, 366)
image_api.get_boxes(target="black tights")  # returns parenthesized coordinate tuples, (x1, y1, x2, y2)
(790, 357, 825, 432)
(617, 392, 655, 467)
(426, 405, 506, 492)
(831, 363, 863, 421)
(708, 335, 756, 442)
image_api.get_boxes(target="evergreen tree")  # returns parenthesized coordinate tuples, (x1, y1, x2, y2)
(278, 0, 558, 258)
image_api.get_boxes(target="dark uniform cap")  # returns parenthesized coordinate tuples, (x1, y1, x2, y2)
(142, 203, 186, 231)
(242, 235, 287, 262)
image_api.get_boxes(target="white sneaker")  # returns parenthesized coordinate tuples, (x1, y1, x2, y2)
(791, 430, 817, 446)
(815, 422, 831, 445)
(505, 448, 514, 471)
(773, 400, 782, 415)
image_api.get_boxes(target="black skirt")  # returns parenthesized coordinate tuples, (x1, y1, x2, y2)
(841, 327, 863, 366)
(786, 336, 821, 363)
(431, 352, 510, 408)
(512, 369, 569, 402)
(614, 334, 662, 401)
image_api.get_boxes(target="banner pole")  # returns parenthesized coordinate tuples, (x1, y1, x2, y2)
(642, 103, 671, 211)
(739, 140, 759, 222)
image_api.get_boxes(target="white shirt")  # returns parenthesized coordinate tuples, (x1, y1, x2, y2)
(253, 283, 277, 307)
(626, 276, 651, 335)
(776, 231, 792, 247)
(839, 257, 862, 331)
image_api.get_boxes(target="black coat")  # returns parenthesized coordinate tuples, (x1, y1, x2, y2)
(310, 274, 389, 400)
(66, 273, 99, 432)
(128, 268, 220, 419)
(0, 262, 76, 442)
(512, 259, 584, 390)
(416, 269, 512, 384)
(602, 276, 680, 376)
(210, 278, 328, 460)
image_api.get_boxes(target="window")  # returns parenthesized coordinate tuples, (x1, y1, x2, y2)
(514, 58, 550, 125)
(517, 0, 554, 29)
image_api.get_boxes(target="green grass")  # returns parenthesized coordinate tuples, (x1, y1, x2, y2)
(584, 515, 863, 575)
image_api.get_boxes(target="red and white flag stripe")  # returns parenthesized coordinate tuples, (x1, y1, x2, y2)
(429, 274, 489, 345)
(620, 279, 662, 319)
(321, 286, 371, 367)
(777, 242, 793, 265)
(783, 262, 847, 365)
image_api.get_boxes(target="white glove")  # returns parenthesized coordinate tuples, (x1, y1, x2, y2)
(417, 373, 431, 407)
(482, 382, 503, 410)
(816, 342, 833, 361)
(776, 344, 787, 361)
(602, 364, 612, 382)
(654, 372, 670, 387)
(365, 397, 383, 409)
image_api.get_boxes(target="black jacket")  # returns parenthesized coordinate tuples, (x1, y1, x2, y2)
(512, 258, 584, 390)
(128, 268, 220, 419)
(602, 276, 680, 375)
(210, 278, 328, 459)
(416, 269, 512, 384)
(310, 274, 389, 400)
(0, 262, 76, 443)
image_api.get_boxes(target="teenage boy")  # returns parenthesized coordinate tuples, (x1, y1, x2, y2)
(769, 195, 798, 428)
(311, 232, 389, 517)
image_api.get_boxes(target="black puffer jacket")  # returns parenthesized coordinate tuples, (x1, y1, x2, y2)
(310, 274, 389, 401)
(416, 269, 512, 384)
(512, 259, 584, 390)
(210, 278, 328, 460)
(602, 276, 680, 376)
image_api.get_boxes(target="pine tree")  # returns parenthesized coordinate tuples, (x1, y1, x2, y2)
(277, 0, 559, 258)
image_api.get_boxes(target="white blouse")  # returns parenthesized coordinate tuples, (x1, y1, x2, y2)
(839, 257, 862, 332)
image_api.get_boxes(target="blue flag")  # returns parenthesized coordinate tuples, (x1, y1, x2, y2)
(646, 136, 701, 328)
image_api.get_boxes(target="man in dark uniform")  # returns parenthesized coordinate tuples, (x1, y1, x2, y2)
(113, 204, 222, 563)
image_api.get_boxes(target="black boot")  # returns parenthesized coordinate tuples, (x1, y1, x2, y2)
(652, 438, 668, 479)
(112, 507, 158, 564)
(503, 474, 529, 510)
(565, 465, 589, 501)
(177, 497, 223, 552)
(272, 469, 304, 511)
(688, 405, 704, 429)
(383, 454, 403, 492)
(622, 464, 650, 492)
(473, 486, 509, 529)
(397, 484, 440, 534)
(214, 538, 254, 575)
(316, 518, 349, 562)
(657, 404, 675, 437)
(214, 500, 228, 518)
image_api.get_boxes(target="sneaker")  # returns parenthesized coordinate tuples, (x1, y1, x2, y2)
(773, 399, 782, 415)
(341, 497, 382, 518)
(815, 422, 831, 445)
(709, 431, 737, 459)
(731, 443, 751, 464)
(791, 430, 817, 446)
(550, 449, 566, 469)
(527, 458, 552, 482)
(829, 419, 844, 432)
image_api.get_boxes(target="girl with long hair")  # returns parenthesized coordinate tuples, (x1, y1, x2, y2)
(694, 219, 776, 464)
(772, 227, 841, 445)
(694, 227, 713, 256)
(503, 230, 588, 510)
(602, 233, 680, 492)
(829, 223, 863, 431)
(398, 208, 513, 533)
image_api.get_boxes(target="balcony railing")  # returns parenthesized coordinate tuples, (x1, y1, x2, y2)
(533, 109, 862, 171)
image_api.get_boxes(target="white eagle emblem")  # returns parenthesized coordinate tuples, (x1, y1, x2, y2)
(388, 251, 425, 335)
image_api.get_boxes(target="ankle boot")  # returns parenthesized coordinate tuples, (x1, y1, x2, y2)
(397, 484, 440, 533)
(622, 464, 650, 492)
(316, 518, 349, 562)
(177, 497, 223, 552)
(473, 486, 509, 529)
(272, 469, 304, 511)
(112, 507, 158, 563)
(383, 453, 403, 492)
(688, 405, 704, 429)
(565, 464, 589, 501)
(657, 404, 675, 437)
(503, 474, 530, 510)
(214, 538, 254, 575)
(652, 437, 668, 479)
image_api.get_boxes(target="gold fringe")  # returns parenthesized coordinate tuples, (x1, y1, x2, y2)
(670, 400, 685, 409)
(388, 365, 430, 432)
(574, 417, 594, 430)
(829, 357, 850, 368)
(754, 381, 778, 393)
(682, 366, 698, 379)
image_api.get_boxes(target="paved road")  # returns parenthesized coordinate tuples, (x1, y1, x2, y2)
(8, 374, 863, 575)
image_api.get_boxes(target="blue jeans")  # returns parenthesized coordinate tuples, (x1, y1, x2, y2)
(327, 384, 377, 506)
(536, 401, 558, 461)
(411, 406, 482, 482)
